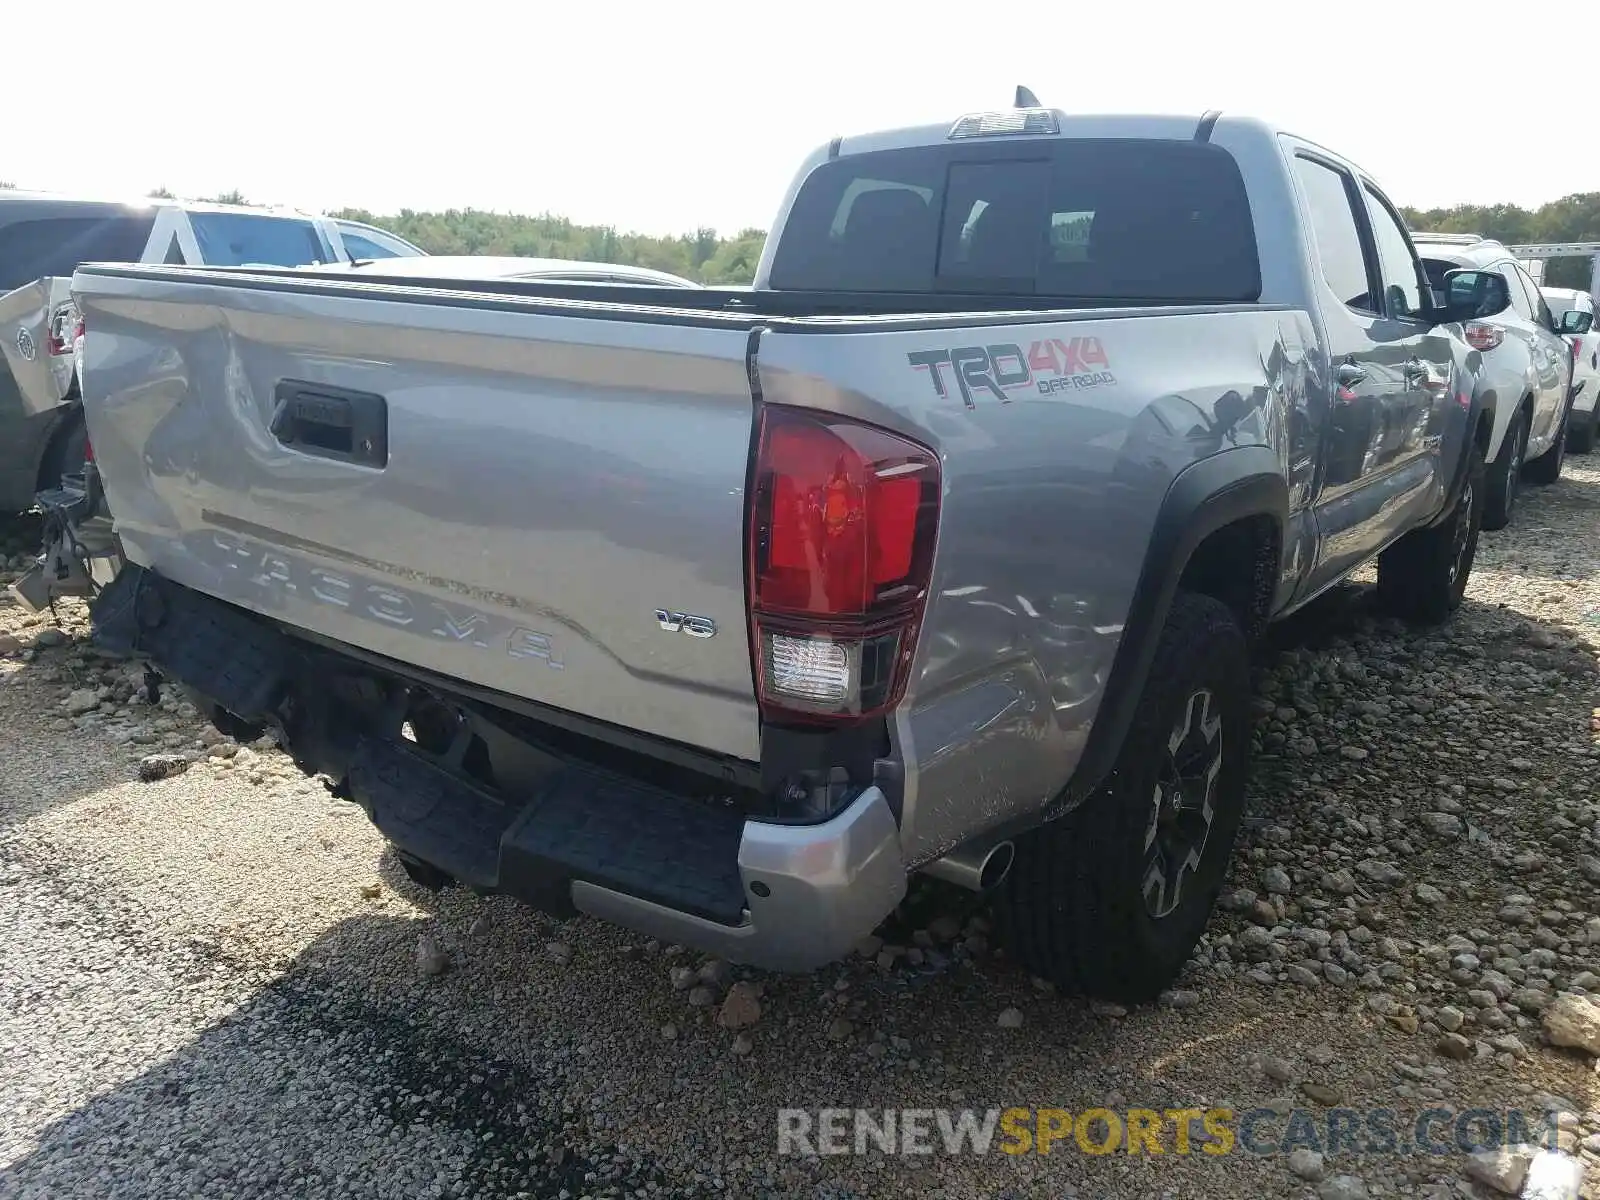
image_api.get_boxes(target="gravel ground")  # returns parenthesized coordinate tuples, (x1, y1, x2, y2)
(2, 460, 1599, 1199)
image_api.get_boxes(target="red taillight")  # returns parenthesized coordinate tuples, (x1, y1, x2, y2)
(1464, 322, 1503, 352)
(83, 437, 94, 464)
(45, 305, 83, 357)
(748, 406, 940, 723)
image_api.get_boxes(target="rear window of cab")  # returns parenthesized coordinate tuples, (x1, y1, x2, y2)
(770, 138, 1261, 304)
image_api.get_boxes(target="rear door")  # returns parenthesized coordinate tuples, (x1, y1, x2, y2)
(1570, 293, 1599, 405)
(1288, 150, 1444, 599)
(1507, 262, 1571, 446)
(1490, 259, 1549, 415)
(1358, 182, 1454, 477)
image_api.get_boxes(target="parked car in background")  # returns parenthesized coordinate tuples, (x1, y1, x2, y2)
(1411, 233, 1587, 527)
(309, 255, 700, 287)
(0, 191, 422, 513)
(1541, 285, 1599, 453)
(63, 106, 1506, 1003)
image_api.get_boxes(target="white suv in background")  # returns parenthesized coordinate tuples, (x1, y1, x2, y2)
(1540, 286, 1599, 453)
(1412, 233, 1586, 527)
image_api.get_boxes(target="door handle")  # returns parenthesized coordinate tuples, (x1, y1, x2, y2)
(270, 380, 389, 468)
(1335, 362, 1367, 390)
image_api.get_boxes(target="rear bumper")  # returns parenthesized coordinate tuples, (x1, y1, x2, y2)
(88, 565, 907, 972)
(572, 786, 906, 971)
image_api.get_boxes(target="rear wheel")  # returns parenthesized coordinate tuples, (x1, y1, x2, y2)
(1376, 447, 1484, 623)
(1567, 404, 1596, 454)
(1482, 409, 1527, 531)
(994, 592, 1250, 1003)
(1525, 399, 1571, 486)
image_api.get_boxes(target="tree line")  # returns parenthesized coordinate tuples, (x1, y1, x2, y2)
(1400, 194, 1600, 288)
(330, 205, 768, 285)
(332, 193, 1600, 288)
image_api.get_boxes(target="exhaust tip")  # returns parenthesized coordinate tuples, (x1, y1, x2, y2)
(979, 840, 1015, 891)
(923, 838, 1016, 892)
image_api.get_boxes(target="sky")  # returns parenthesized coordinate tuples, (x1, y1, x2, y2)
(8, 1, 1591, 238)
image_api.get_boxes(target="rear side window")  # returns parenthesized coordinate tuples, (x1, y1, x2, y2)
(337, 223, 422, 260)
(1511, 264, 1554, 328)
(338, 228, 403, 260)
(1494, 263, 1535, 319)
(1291, 157, 1372, 312)
(1361, 186, 1425, 319)
(769, 139, 1261, 303)
(189, 213, 326, 267)
(0, 214, 156, 291)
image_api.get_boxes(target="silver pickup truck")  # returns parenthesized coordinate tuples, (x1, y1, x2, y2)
(67, 105, 1514, 1001)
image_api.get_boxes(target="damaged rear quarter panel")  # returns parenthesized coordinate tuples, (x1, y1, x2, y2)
(756, 306, 1314, 865)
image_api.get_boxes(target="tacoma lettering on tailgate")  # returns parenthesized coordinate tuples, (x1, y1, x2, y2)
(908, 337, 1116, 408)
(199, 529, 564, 669)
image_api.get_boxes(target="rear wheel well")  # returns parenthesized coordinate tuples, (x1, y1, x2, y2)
(1176, 515, 1279, 642)
(1475, 412, 1492, 459)
(36, 396, 86, 492)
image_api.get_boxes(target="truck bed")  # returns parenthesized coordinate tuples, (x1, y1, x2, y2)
(135, 261, 1263, 322)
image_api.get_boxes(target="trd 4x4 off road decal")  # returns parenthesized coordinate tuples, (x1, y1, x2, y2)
(907, 337, 1116, 409)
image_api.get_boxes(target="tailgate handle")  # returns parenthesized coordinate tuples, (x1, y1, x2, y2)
(270, 381, 388, 468)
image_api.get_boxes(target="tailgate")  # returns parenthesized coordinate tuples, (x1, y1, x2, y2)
(73, 266, 763, 761)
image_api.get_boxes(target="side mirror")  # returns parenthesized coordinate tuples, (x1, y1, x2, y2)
(1432, 269, 1511, 325)
(1558, 309, 1594, 335)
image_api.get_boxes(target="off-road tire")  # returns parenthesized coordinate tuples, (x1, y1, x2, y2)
(1568, 405, 1596, 454)
(1525, 399, 1571, 486)
(994, 592, 1250, 1003)
(1482, 409, 1527, 531)
(1376, 447, 1484, 623)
